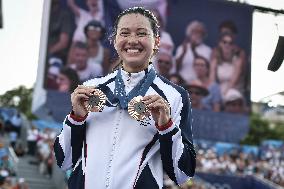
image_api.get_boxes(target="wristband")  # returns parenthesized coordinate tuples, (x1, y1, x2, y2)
(70, 110, 88, 122)
(155, 119, 173, 131)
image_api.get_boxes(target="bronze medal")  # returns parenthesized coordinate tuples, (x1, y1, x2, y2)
(128, 96, 149, 120)
(86, 89, 107, 112)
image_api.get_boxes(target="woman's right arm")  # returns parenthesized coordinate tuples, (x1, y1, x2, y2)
(53, 86, 95, 170)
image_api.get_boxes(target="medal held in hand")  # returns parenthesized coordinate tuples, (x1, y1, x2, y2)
(128, 96, 149, 120)
(86, 89, 107, 112)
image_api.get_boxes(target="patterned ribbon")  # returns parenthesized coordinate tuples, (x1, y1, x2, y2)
(114, 67, 156, 109)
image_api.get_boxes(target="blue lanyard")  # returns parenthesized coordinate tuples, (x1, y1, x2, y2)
(114, 67, 156, 109)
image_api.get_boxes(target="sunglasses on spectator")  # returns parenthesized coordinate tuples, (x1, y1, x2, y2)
(87, 26, 102, 32)
(222, 39, 233, 45)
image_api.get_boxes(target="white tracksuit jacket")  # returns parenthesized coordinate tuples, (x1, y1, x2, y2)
(54, 66, 196, 189)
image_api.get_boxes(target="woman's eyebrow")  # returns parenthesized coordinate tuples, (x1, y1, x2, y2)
(119, 28, 129, 31)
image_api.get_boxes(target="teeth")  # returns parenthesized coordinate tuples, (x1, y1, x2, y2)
(126, 49, 140, 53)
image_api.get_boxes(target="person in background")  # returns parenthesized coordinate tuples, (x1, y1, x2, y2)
(84, 20, 111, 75)
(186, 80, 209, 110)
(67, 41, 102, 83)
(156, 49, 173, 80)
(218, 20, 246, 71)
(45, 57, 63, 90)
(193, 56, 222, 112)
(175, 21, 212, 83)
(223, 88, 246, 114)
(56, 67, 80, 93)
(209, 32, 243, 98)
(151, 9, 174, 71)
(67, 0, 104, 42)
(48, 0, 74, 63)
(27, 125, 39, 156)
(169, 73, 185, 86)
(10, 112, 22, 138)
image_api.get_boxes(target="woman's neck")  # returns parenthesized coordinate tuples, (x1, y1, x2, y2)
(122, 62, 149, 73)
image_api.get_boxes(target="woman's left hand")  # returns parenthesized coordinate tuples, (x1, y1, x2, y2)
(142, 95, 171, 126)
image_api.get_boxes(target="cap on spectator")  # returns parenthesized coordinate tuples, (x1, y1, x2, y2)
(223, 88, 243, 103)
(84, 20, 105, 37)
(187, 80, 209, 96)
(48, 57, 63, 76)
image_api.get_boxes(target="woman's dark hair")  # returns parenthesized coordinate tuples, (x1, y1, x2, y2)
(109, 7, 160, 43)
(219, 20, 238, 34)
(60, 67, 80, 92)
(109, 7, 160, 71)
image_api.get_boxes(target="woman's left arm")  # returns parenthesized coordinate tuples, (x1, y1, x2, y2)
(143, 90, 196, 185)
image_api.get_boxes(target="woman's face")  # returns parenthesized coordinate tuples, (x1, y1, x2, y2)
(56, 73, 71, 92)
(193, 58, 208, 78)
(219, 35, 233, 54)
(114, 13, 159, 72)
(86, 27, 102, 41)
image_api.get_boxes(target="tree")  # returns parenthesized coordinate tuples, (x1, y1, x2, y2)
(0, 85, 37, 120)
(241, 113, 284, 145)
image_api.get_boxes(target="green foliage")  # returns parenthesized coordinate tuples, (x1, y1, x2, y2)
(240, 113, 284, 145)
(0, 85, 37, 120)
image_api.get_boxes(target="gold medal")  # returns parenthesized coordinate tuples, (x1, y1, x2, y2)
(128, 96, 149, 120)
(85, 89, 107, 112)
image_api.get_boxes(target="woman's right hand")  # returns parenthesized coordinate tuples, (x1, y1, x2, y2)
(71, 85, 96, 117)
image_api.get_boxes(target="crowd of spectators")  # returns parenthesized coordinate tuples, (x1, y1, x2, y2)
(0, 109, 60, 188)
(45, 0, 250, 115)
(0, 111, 29, 189)
(195, 141, 284, 187)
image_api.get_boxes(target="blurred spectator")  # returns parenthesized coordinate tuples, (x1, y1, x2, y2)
(37, 128, 56, 178)
(193, 56, 222, 112)
(56, 67, 80, 93)
(186, 80, 209, 110)
(170, 73, 185, 86)
(68, 42, 102, 83)
(169, 73, 185, 86)
(48, 0, 74, 63)
(67, 0, 104, 42)
(156, 50, 173, 80)
(151, 9, 174, 72)
(175, 21, 212, 83)
(209, 32, 242, 97)
(152, 9, 174, 55)
(219, 20, 246, 71)
(10, 112, 22, 137)
(84, 20, 111, 75)
(27, 126, 39, 156)
(223, 88, 246, 114)
(45, 57, 63, 90)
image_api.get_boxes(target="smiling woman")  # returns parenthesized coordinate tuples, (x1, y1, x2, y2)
(53, 7, 196, 189)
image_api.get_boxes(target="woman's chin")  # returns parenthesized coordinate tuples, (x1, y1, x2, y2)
(123, 60, 148, 72)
